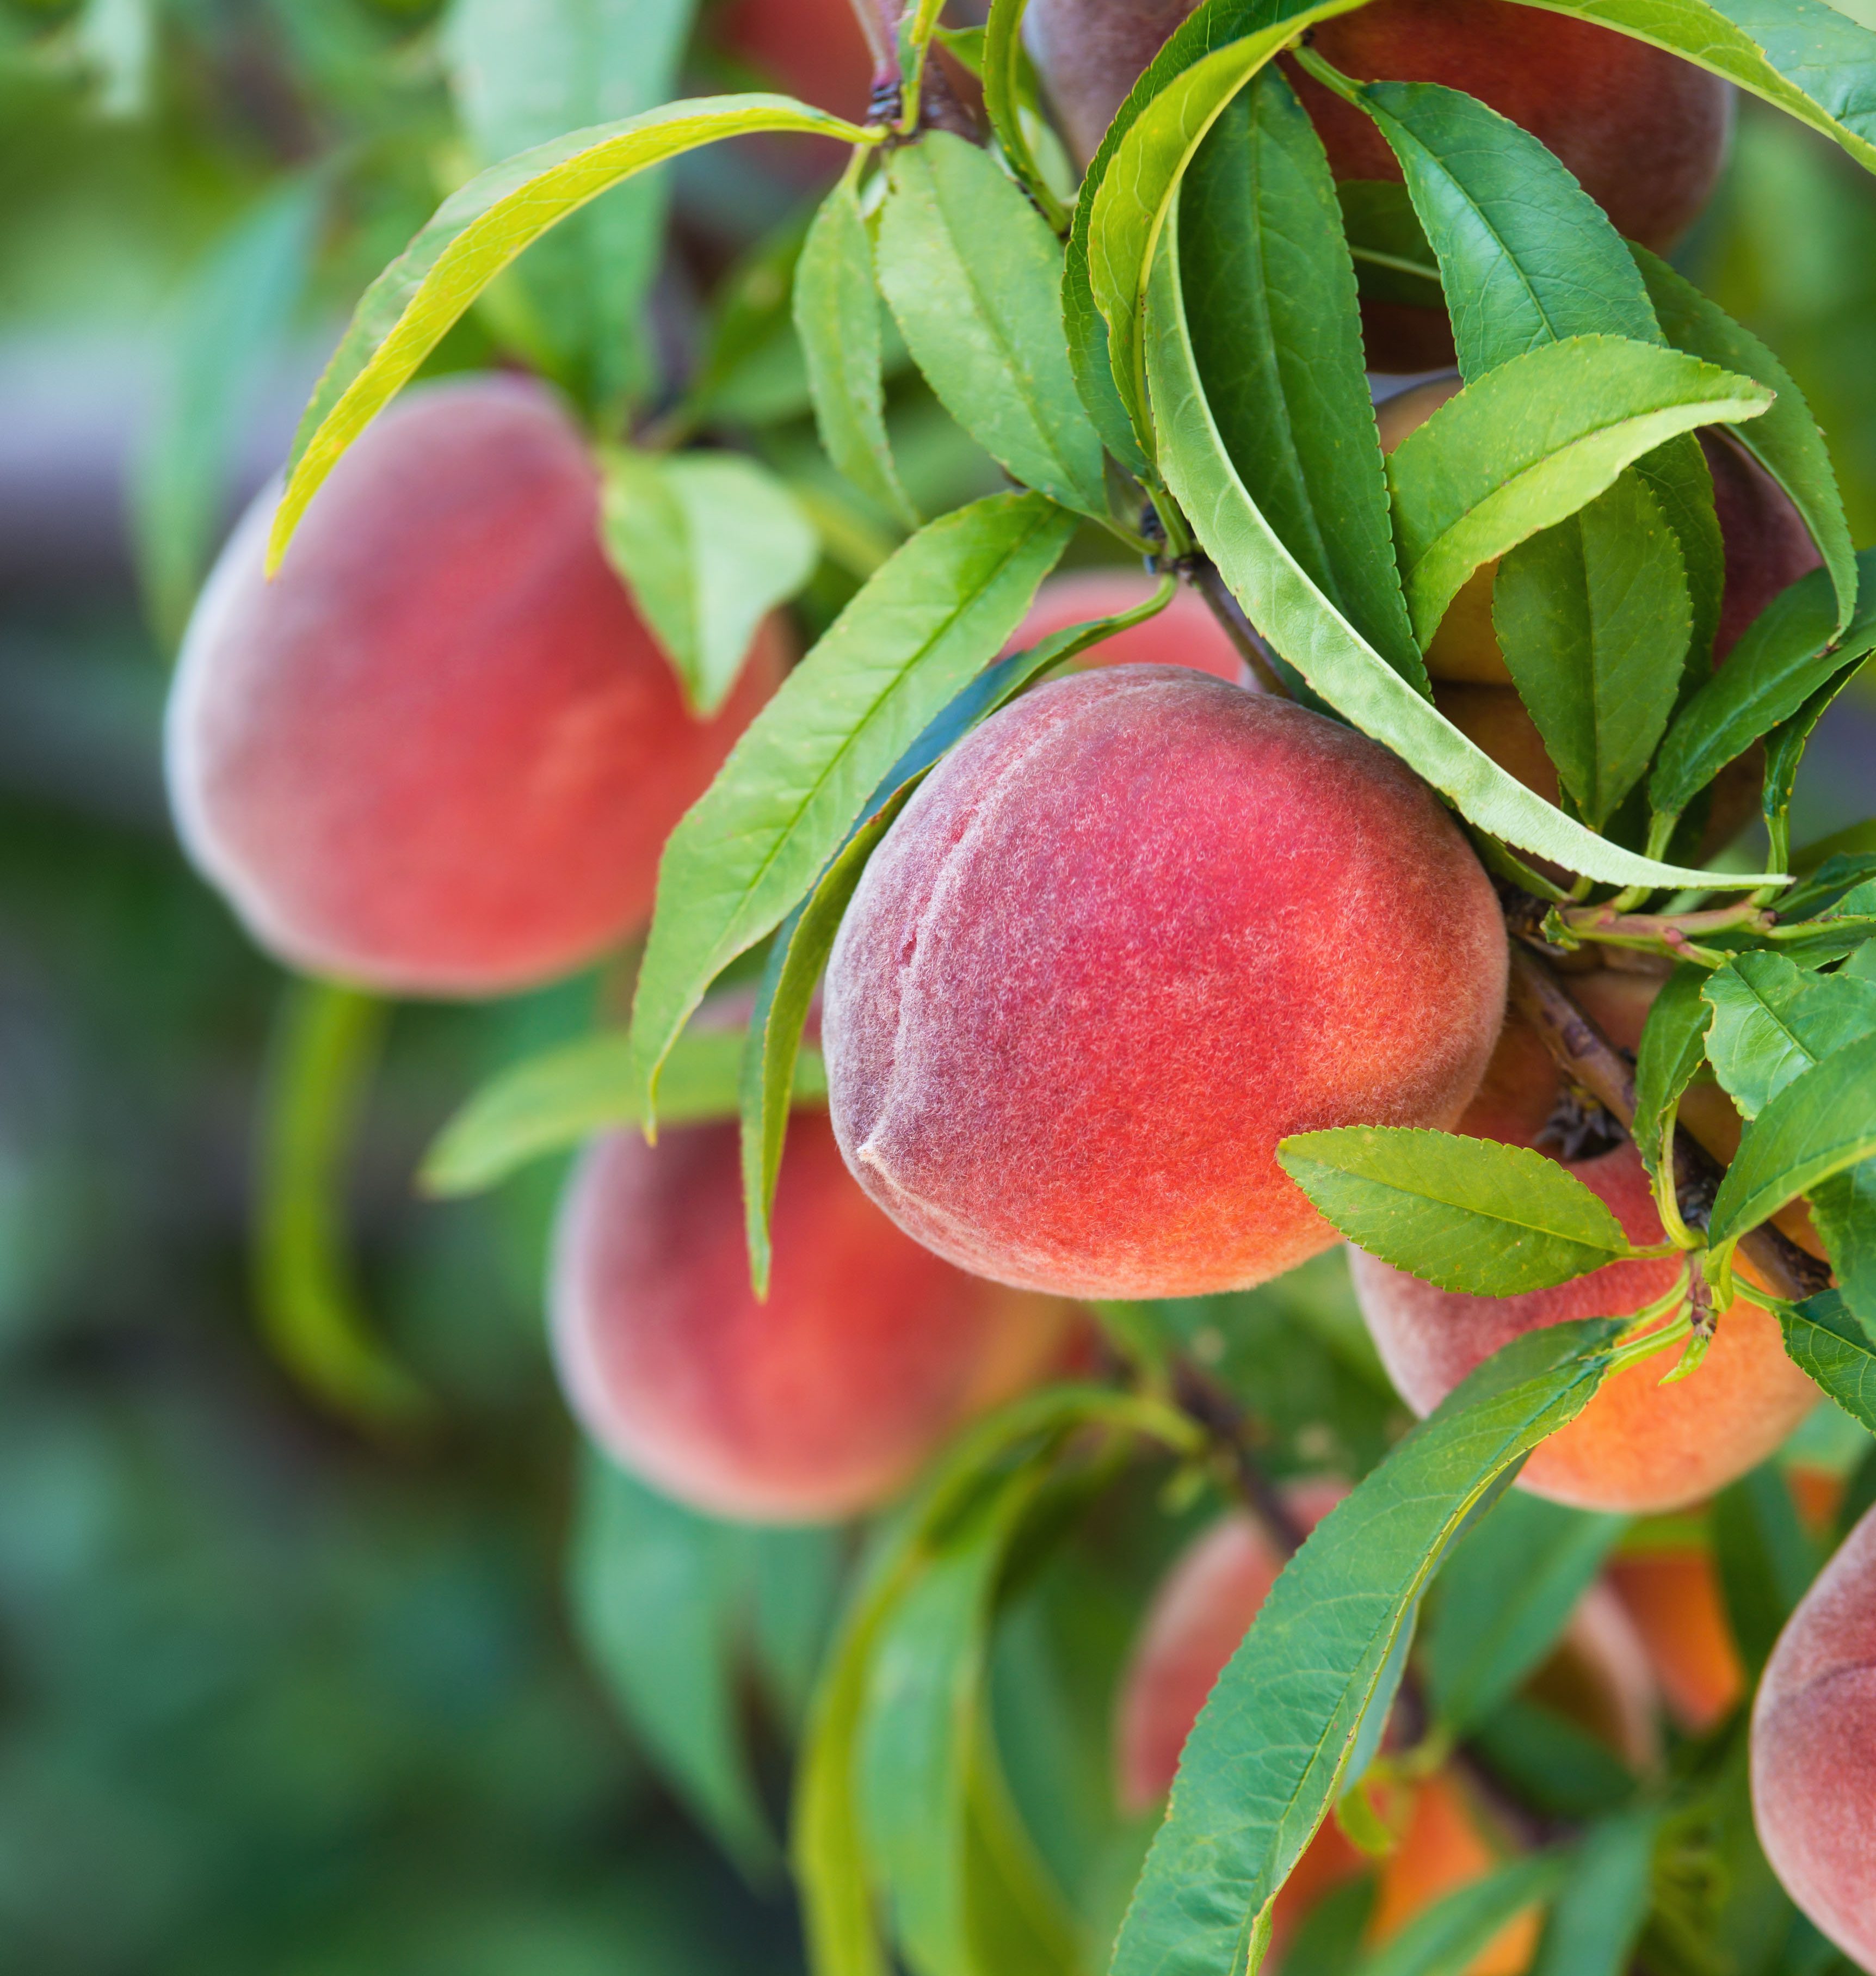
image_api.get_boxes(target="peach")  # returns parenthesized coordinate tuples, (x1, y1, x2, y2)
(166, 375, 782, 998)
(823, 668, 1507, 1300)
(1007, 570, 1253, 685)
(1607, 1544, 1745, 1733)
(551, 1111, 1072, 1523)
(1349, 1141, 1819, 1515)
(716, 0, 877, 117)
(1369, 1774, 1540, 1975)
(1751, 1504, 1876, 1968)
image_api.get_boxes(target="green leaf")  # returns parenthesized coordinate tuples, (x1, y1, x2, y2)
(797, 172, 918, 528)
(877, 134, 1106, 520)
(1178, 69, 1424, 688)
(1337, 180, 1442, 311)
(1632, 434, 1726, 694)
(1531, 1809, 1662, 1976)
(1143, 231, 1782, 890)
(1492, 471, 1692, 829)
(1470, 1701, 1638, 1821)
(1536, 0, 1876, 180)
(1278, 1128, 1641, 1294)
(1710, 1029, 1876, 1247)
(597, 446, 817, 715)
(271, 94, 878, 564)
(1650, 553, 1876, 821)
(1108, 1318, 1624, 1976)
(751, 1525, 846, 1735)
(1810, 1162, 1876, 1333)
(682, 209, 814, 426)
(445, 0, 695, 410)
(256, 980, 427, 1427)
(1764, 678, 1853, 858)
(1630, 244, 1855, 633)
(736, 593, 1165, 1290)
(1702, 951, 1876, 1119)
(1779, 1289, 1876, 1435)
(1353, 1853, 1568, 1976)
(982, 0, 1069, 235)
(1630, 965, 1714, 1179)
(1385, 337, 1772, 651)
(421, 1025, 827, 1197)
(1712, 1462, 1817, 1675)
(1333, 75, 1658, 381)
(960, 1732, 1081, 1976)
(1282, 1881, 1378, 1976)
(627, 491, 1073, 1123)
(1423, 1493, 1629, 1738)
(567, 1451, 776, 1875)
(1082, 0, 1361, 458)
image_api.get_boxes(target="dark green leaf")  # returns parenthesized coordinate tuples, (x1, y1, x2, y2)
(982, 0, 1068, 234)
(797, 173, 918, 528)
(1763, 678, 1849, 860)
(1632, 434, 1726, 696)
(1108, 1319, 1624, 1976)
(1630, 245, 1855, 633)
(1712, 1462, 1817, 1675)
(1492, 471, 1692, 829)
(1337, 180, 1441, 311)
(878, 133, 1105, 519)
(627, 491, 1073, 1122)
(1631, 966, 1714, 1179)
(1470, 1700, 1639, 1821)
(1531, 1809, 1662, 1976)
(1424, 1493, 1628, 1738)
(1780, 1289, 1876, 1435)
(751, 1525, 846, 1733)
(567, 1452, 776, 1875)
(1811, 1162, 1876, 1333)
(1354, 1853, 1568, 1976)
(1710, 1030, 1876, 1247)
(598, 446, 818, 715)
(1701, 951, 1876, 1119)
(1144, 233, 1773, 890)
(1650, 552, 1876, 822)
(1178, 69, 1423, 688)
(1278, 1128, 1638, 1294)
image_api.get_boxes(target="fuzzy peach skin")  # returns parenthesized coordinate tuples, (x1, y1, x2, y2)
(166, 375, 782, 999)
(1006, 570, 1254, 685)
(1350, 1142, 1819, 1514)
(823, 668, 1508, 1300)
(1751, 1505, 1876, 1969)
(551, 1112, 1071, 1523)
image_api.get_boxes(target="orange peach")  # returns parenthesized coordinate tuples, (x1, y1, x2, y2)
(166, 375, 782, 997)
(1751, 1504, 1876, 1968)
(551, 1111, 1071, 1523)
(1607, 1544, 1745, 1733)
(1349, 1142, 1819, 1514)
(824, 668, 1507, 1298)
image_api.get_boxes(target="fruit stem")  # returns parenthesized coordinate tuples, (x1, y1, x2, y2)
(1185, 558, 1292, 698)
(1545, 896, 1774, 966)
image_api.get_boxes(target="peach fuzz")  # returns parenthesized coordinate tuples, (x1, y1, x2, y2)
(824, 668, 1507, 1300)
(1751, 1505, 1876, 1968)
(1007, 570, 1253, 685)
(1606, 1544, 1745, 1733)
(166, 375, 782, 999)
(1349, 1141, 1819, 1515)
(551, 1111, 1072, 1524)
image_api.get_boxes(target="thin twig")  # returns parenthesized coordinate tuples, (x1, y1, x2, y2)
(1506, 943, 1831, 1301)
(1169, 1359, 1307, 1556)
(1186, 561, 1291, 698)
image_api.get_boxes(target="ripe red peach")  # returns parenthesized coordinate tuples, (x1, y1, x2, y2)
(1007, 570, 1253, 685)
(715, 0, 877, 116)
(551, 1111, 1072, 1523)
(823, 668, 1507, 1299)
(166, 375, 782, 998)
(1751, 1504, 1876, 1968)
(1349, 1142, 1819, 1515)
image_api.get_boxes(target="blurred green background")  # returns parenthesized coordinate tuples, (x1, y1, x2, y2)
(0, 3, 1871, 1970)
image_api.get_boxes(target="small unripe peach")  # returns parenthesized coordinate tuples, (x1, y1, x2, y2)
(1350, 1142, 1819, 1515)
(551, 1113, 1071, 1523)
(1751, 1504, 1876, 1968)
(166, 377, 782, 997)
(825, 668, 1507, 1299)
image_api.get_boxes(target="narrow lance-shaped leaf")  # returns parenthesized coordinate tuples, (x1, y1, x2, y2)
(1109, 1319, 1625, 1976)
(1710, 1029, 1876, 1248)
(424, 1025, 828, 1198)
(1178, 68, 1424, 688)
(738, 587, 1175, 1292)
(1630, 965, 1713, 1179)
(1779, 1290, 1876, 1432)
(1385, 336, 1772, 651)
(797, 168, 918, 528)
(1702, 951, 1876, 1120)
(877, 133, 1106, 519)
(982, 0, 1069, 233)
(1631, 243, 1855, 632)
(1278, 1128, 1639, 1294)
(1143, 233, 1784, 890)
(1763, 676, 1850, 861)
(1531, 1809, 1662, 1976)
(628, 491, 1075, 1123)
(599, 446, 818, 715)
(1712, 1461, 1817, 1675)
(270, 94, 879, 564)
(1650, 550, 1876, 820)
(1354, 1854, 1569, 1976)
